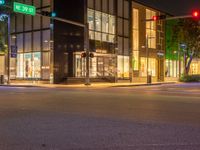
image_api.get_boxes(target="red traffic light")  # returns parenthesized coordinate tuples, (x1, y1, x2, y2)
(151, 15, 166, 21)
(192, 11, 199, 18)
(152, 16, 159, 21)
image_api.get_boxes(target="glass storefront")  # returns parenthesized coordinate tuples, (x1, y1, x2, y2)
(75, 53, 116, 78)
(17, 52, 41, 79)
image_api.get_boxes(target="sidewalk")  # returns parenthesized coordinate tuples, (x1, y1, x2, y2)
(0, 81, 177, 88)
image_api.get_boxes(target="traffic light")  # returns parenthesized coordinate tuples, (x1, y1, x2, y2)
(89, 53, 94, 58)
(192, 10, 200, 19)
(152, 15, 166, 21)
(0, 0, 5, 5)
(81, 52, 87, 58)
(41, 11, 57, 17)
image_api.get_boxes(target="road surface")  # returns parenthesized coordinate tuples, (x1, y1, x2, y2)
(0, 83, 199, 150)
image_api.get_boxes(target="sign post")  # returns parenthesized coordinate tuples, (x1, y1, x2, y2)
(13, 2, 36, 16)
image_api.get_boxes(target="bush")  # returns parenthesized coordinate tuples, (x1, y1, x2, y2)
(179, 75, 200, 82)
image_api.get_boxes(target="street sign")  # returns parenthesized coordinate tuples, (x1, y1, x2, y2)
(13, 2, 36, 16)
(11, 45, 17, 58)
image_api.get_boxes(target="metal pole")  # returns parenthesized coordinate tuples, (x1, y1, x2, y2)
(146, 35, 149, 84)
(85, 23, 90, 85)
(7, 14, 11, 84)
(178, 45, 181, 78)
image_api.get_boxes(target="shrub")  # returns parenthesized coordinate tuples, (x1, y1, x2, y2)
(179, 75, 200, 82)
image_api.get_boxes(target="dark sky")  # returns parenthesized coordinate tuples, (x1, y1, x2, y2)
(138, 0, 200, 15)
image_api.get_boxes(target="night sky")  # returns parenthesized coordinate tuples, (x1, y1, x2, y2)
(138, 0, 200, 15)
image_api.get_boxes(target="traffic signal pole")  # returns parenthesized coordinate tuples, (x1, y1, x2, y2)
(144, 15, 193, 22)
(7, 14, 11, 84)
(84, 23, 90, 85)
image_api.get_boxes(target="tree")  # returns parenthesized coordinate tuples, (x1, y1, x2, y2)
(0, 22, 7, 54)
(171, 19, 200, 75)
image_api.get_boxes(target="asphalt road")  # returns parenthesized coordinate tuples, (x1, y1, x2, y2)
(0, 83, 200, 150)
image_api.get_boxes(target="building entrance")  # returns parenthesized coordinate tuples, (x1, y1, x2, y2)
(75, 53, 116, 78)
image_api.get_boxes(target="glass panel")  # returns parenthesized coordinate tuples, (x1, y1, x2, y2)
(42, 8, 50, 28)
(102, 0, 108, 13)
(95, 11, 101, 32)
(42, 52, 50, 79)
(124, 20, 129, 37)
(109, 15, 115, 34)
(133, 51, 139, 70)
(108, 34, 114, 43)
(33, 0, 41, 8)
(117, 0, 123, 17)
(24, 33, 32, 52)
(33, 31, 41, 51)
(102, 13, 109, 33)
(17, 53, 24, 78)
(133, 30, 139, 50)
(124, 56, 129, 78)
(25, 15, 32, 31)
(24, 0, 32, 5)
(88, 9, 94, 30)
(117, 36, 123, 55)
(124, 38, 129, 56)
(124, 0, 129, 19)
(117, 55, 123, 78)
(117, 18, 123, 36)
(88, 0, 94, 8)
(33, 15, 41, 30)
(42, 30, 50, 51)
(102, 33, 108, 42)
(11, 14, 15, 33)
(32, 52, 41, 78)
(109, 0, 114, 15)
(16, 14, 23, 32)
(43, 0, 50, 7)
(95, 32, 101, 41)
(140, 57, 147, 77)
(89, 31, 95, 39)
(95, 0, 101, 11)
(17, 34, 23, 53)
(24, 53, 32, 78)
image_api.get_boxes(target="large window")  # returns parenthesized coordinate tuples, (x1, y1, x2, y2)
(17, 52, 41, 78)
(117, 55, 129, 78)
(146, 9, 156, 49)
(140, 57, 156, 77)
(132, 8, 139, 70)
(88, 9, 116, 43)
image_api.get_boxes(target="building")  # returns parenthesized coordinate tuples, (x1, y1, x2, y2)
(7, 0, 166, 84)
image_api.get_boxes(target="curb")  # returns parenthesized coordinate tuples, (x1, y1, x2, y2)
(111, 82, 177, 87)
(0, 82, 177, 88)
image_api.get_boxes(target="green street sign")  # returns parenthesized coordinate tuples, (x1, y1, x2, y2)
(13, 2, 36, 16)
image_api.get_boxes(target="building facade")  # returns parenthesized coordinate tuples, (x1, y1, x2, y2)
(7, 0, 166, 84)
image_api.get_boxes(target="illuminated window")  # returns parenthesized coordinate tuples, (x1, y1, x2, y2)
(140, 57, 156, 77)
(132, 8, 139, 70)
(87, 9, 116, 43)
(117, 55, 130, 78)
(146, 9, 156, 49)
